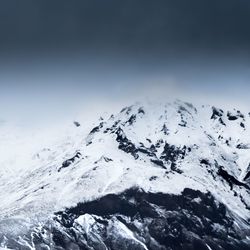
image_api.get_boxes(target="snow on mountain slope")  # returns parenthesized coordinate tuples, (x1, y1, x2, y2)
(0, 100, 250, 249)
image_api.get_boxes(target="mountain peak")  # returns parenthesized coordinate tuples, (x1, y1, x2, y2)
(0, 100, 250, 249)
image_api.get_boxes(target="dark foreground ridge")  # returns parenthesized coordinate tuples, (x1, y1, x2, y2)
(3, 188, 250, 250)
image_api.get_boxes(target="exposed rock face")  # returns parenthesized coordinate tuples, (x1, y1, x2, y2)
(0, 101, 250, 249)
(3, 188, 250, 250)
(58, 152, 82, 172)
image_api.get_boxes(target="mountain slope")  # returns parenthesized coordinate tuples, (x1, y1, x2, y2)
(0, 100, 250, 249)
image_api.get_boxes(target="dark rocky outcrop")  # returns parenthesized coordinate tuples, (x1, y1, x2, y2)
(211, 107, 224, 120)
(4, 188, 249, 250)
(89, 122, 104, 135)
(236, 143, 250, 149)
(244, 171, 250, 182)
(218, 167, 250, 190)
(160, 143, 186, 163)
(115, 127, 139, 159)
(73, 121, 81, 127)
(211, 107, 226, 126)
(58, 152, 82, 172)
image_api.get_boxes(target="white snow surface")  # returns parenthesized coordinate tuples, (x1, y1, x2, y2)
(0, 100, 250, 235)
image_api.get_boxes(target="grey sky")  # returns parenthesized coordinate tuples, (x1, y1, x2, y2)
(0, 1, 250, 126)
(0, 0, 250, 53)
(1, 53, 250, 126)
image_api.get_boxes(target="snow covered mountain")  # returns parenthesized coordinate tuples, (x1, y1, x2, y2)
(0, 100, 250, 250)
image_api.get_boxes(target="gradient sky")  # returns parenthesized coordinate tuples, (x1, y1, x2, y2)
(0, 0, 250, 127)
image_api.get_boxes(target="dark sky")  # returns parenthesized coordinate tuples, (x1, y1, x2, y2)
(1, 0, 250, 55)
(1, 1, 250, 126)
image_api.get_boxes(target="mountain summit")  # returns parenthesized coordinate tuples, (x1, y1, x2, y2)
(0, 100, 250, 249)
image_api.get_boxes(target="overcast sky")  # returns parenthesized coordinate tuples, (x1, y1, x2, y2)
(1, 0, 250, 127)
(1, 0, 250, 52)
